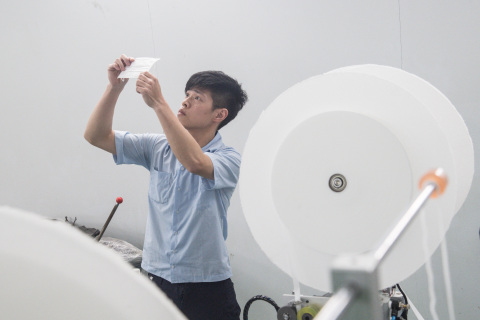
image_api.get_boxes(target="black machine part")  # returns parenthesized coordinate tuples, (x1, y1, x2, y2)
(243, 295, 280, 320)
(277, 305, 297, 320)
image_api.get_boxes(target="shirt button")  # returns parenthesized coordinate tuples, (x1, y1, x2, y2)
(181, 167, 185, 171)
(171, 265, 175, 269)
(177, 187, 181, 191)
(176, 209, 179, 214)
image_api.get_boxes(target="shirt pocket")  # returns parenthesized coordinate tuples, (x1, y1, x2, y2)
(149, 170, 173, 203)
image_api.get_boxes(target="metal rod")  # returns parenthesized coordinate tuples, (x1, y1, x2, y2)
(316, 184, 436, 320)
(373, 183, 436, 264)
(316, 170, 445, 319)
(96, 203, 120, 242)
(316, 284, 358, 320)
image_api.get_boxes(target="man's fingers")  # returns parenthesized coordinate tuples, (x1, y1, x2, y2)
(109, 55, 135, 72)
(114, 58, 125, 71)
(120, 54, 134, 61)
(136, 77, 147, 87)
(138, 74, 154, 86)
(114, 55, 133, 71)
(120, 54, 133, 68)
(136, 82, 146, 93)
(140, 71, 158, 82)
(107, 63, 119, 71)
(136, 79, 148, 93)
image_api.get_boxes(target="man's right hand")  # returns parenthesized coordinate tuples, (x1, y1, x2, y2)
(84, 54, 135, 154)
(108, 54, 135, 88)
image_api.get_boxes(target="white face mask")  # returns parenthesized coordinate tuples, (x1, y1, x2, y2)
(118, 57, 160, 79)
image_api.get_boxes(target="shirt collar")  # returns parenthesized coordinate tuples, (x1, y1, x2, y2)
(201, 131, 223, 152)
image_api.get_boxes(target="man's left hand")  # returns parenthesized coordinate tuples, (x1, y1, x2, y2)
(136, 72, 166, 109)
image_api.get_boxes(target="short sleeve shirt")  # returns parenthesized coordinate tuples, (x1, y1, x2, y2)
(113, 130, 240, 283)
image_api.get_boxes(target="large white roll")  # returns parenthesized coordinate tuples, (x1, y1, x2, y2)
(239, 65, 473, 291)
(0, 206, 186, 320)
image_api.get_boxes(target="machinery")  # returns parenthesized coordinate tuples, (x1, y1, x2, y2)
(244, 168, 443, 320)
(240, 65, 473, 319)
(244, 287, 409, 320)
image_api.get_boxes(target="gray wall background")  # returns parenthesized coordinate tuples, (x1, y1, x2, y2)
(1, 0, 478, 318)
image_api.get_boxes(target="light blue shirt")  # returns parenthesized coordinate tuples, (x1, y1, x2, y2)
(113, 130, 240, 283)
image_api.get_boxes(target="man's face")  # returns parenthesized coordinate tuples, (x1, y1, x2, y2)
(178, 88, 218, 131)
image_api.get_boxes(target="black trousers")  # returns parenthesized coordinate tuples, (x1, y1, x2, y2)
(148, 273, 241, 320)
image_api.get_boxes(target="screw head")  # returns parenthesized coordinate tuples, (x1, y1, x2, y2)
(329, 174, 347, 192)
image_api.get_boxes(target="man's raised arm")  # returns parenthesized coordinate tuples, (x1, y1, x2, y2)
(84, 55, 135, 154)
(135, 71, 222, 180)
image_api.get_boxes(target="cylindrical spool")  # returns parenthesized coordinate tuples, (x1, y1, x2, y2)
(331, 65, 472, 212)
(277, 306, 297, 320)
(239, 64, 474, 291)
(297, 305, 321, 320)
(0, 206, 187, 320)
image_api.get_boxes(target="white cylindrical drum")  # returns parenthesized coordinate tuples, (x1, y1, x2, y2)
(239, 65, 473, 291)
(0, 206, 187, 320)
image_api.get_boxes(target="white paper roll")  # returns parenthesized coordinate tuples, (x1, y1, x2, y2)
(0, 206, 186, 320)
(239, 65, 473, 291)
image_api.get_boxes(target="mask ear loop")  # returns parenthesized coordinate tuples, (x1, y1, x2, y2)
(438, 217, 456, 320)
(287, 235, 302, 311)
(419, 209, 440, 320)
(406, 294, 426, 320)
(418, 168, 455, 320)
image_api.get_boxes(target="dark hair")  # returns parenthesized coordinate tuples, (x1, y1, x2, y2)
(185, 71, 248, 130)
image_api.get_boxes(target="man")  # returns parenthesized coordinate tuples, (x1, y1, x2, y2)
(84, 54, 247, 320)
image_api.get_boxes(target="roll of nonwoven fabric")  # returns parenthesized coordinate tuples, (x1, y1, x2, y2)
(239, 65, 474, 291)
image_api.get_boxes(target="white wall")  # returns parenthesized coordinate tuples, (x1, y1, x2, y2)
(1, 0, 478, 318)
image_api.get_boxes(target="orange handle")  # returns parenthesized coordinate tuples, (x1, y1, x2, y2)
(419, 168, 448, 198)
